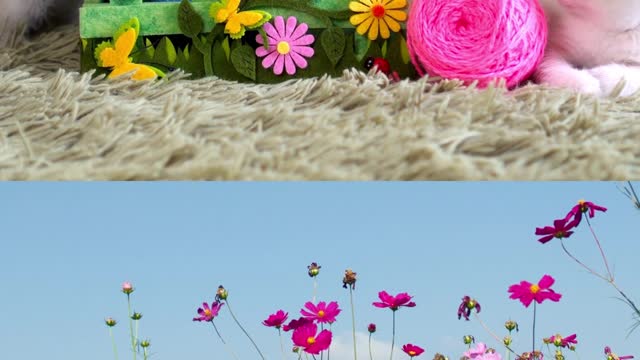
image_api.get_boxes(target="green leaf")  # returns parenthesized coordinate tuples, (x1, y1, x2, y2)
(222, 37, 231, 61)
(354, 32, 370, 61)
(153, 37, 177, 67)
(381, 40, 388, 58)
(321, 27, 346, 67)
(230, 44, 256, 81)
(399, 34, 410, 65)
(178, 0, 204, 38)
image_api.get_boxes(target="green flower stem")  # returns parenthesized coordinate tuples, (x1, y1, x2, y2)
(135, 320, 139, 354)
(143, 348, 148, 360)
(368, 332, 373, 360)
(109, 327, 119, 360)
(389, 311, 395, 360)
(349, 286, 358, 360)
(279, 328, 286, 360)
(313, 278, 318, 303)
(585, 216, 614, 281)
(224, 299, 266, 360)
(127, 295, 136, 360)
(210, 321, 240, 360)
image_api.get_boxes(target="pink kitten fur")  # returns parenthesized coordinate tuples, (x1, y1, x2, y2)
(536, 0, 640, 97)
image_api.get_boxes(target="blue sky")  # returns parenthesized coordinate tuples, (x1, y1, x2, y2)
(1, 182, 638, 360)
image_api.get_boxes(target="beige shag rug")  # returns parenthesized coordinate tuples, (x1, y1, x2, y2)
(1, 26, 640, 180)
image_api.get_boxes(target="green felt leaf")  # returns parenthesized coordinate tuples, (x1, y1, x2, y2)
(133, 38, 155, 63)
(354, 33, 370, 61)
(399, 34, 410, 65)
(381, 40, 388, 58)
(178, 0, 204, 38)
(222, 37, 230, 61)
(320, 27, 345, 67)
(230, 44, 256, 81)
(153, 37, 177, 67)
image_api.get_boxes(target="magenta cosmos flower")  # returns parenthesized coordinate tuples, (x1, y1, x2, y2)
(545, 334, 577, 348)
(301, 301, 341, 324)
(192, 301, 223, 322)
(565, 200, 607, 225)
(373, 291, 416, 310)
(255, 16, 315, 75)
(605, 346, 634, 360)
(508, 274, 562, 307)
(402, 344, 425, 357)
(263, 309, 288, 328)
(291, 322, 332, 354)
(283, 316, 313, 332)
(458, 295, 481, 321)
(464, 343, 502, 360)
(535, 217, 578, 244)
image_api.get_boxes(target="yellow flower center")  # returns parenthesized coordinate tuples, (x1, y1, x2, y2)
(530, 284, 540, 294)
(307, 336, 316, 345)
(577, 199, 585, 205)
(204, 309, 212, 316)
(409, 351, 416, 356)
(371, 4, 386, 18)
(318, 310, 325, 317)
(277, 41, 291, 55)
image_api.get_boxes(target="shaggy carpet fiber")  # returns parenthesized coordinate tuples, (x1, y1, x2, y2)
(1, 26, 639, 180)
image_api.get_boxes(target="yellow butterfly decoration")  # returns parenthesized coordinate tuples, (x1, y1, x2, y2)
(94, 18, 164, 81)
(209, 0, 271, 39)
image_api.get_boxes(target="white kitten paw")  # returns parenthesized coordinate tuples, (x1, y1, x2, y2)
(588, 64, 640, 97)
(536, 68, 602, 96)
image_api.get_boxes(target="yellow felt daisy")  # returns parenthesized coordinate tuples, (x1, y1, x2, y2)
(209, 0, 271, 39)
(349, 0, 407, 41)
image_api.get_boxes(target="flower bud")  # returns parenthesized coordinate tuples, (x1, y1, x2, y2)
(505, 320, 518, 332)
(343, 269, 357, 289)
(554, 349, 564, 360)
(131, 312, 143, 320)
(293, 346, 300, 353)
(553, 334, 563, 347)
(140, 340, 150, 348)
(308, 262, 321, 277)
(503, 336, 512, 347)
(122, 282, 134, 295)
(216, 285, 228, 301)
(368, 323, 376, 333)
(105, 317, 117, 327)
(463, 335, 474, 345)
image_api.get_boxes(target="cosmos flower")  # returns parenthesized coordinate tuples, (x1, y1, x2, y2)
(192, 301, 224, 322)
(122, 282, 134, 295)
(343, 269, 357, 289)
(458, 296, 481, 321)
(368, 323, 377, 333)
(544, 334, 577, 348)
(508, 275, 562, 307)
(283, 316, 314, 332)
(262, 310, 288, 328)
(291, 322, 332, 354)
(301, 301, 341, 324)
(372, 291, 416, 310)
(605, 346, 634, 360)
(565, 200, 607, 225)
(402, 344, 425, 357)
(535, 217, 579, 244)
(308, 262, 321, 277)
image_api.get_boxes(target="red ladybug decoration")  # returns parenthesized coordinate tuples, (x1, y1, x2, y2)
(364, 57, 391, 75)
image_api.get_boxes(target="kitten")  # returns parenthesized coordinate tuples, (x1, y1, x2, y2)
(0, 0, 82, 47)
(536, 0, 640, 97)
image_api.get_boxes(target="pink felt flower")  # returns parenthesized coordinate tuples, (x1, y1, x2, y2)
(263, 309, 288, 328)
(255, 16, 315, 75)
(301, 301, 341, 324)
(544, 334, 577, 348)
(508, 274, 562, 307)
(402, 344, 425, 357)
(373, 291, 416, 310)
(535, 217, 578, 244)
(192, 301, 223, 322)
(605, 346, 634, 360)
(291, 322, 332, 354)
(565, 200, 607, 225)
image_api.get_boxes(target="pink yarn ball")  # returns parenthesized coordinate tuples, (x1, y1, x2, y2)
(406, 0, 548, 88)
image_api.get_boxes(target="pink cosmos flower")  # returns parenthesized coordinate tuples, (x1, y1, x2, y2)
(535, 217, 579, 244)
(458, 295, 481, 321)
(122, 282, 134, 294)
(605, 346, 634, 360)
(255, 16, 315, 76)
(402, 344, 425, 357)
(372, 291, 416, 310)
(544, 334, 577, 348)
(283, 316, 314, 332)
(464, 343, 502, 360)
(508, 274, 562, 307)
(291, 322, 332, 354)
(301, 301, 341, 324)
(565, 200, 607, 225)
(192, 301, 223, 322)
(263, 309, 288, 328)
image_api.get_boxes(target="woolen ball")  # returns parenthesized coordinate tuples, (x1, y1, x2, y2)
(406, 0, 548, 88)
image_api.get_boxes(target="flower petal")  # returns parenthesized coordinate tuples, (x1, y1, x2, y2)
(379, 17, 390, 39)
(385, 9, 407, 22)
(349, 1, 371, 12)
(262, 51, 279, 68)
(274, 16, 286, 38)
(292, 45, 314, 58)
(290, 50, 309, 69)
(385, 0, 406, 9)
(284, 54, 297, 75)
(350, 12, 372, 27)
(285, 16, 297, 38)
(383, 15, 401, 32)
(368, 18, 379, 40)
(290, 22, 310, 41)
(538, 274, 555, 289)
